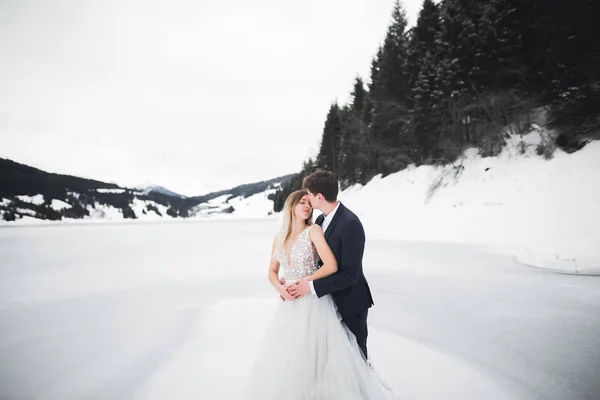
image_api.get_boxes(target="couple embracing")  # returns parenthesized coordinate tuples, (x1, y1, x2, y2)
(244, 170, 395, 400)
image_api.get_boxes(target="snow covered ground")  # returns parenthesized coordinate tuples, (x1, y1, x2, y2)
(1, 220, 599, 400)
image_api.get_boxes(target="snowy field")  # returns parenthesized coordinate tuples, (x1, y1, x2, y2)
(1, 219, 599, 400)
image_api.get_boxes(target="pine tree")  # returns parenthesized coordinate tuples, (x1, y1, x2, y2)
(367, 0, 419, 173)
(339, 78, 377, 187)
(408, 0, 445, 161)
(365, 47, 383, 136)
(437, 0, 482, 97)
(474, 0, 528, 91)
(315, 103, 343, 174)
(380, 0, 411, 103)
(351, 77, 367, 115)
(373, 0, 411, 145)
(408, 0, 441, 87)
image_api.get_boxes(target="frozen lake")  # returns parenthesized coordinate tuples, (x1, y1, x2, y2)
(1, 219, 599, 399)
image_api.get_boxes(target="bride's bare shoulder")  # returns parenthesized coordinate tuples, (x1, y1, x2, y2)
(308, 224, 323, 238)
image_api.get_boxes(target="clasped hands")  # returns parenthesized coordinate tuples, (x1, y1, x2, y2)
(278, 277, 311, 301)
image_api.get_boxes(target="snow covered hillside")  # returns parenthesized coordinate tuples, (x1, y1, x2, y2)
(340, 129, 600, 275)
(188, 188, 279, 218)
(0, 188, 281, 224)
(0, 158, 291, 224)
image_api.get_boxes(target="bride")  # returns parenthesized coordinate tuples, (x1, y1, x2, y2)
(243, 190, 394, 400)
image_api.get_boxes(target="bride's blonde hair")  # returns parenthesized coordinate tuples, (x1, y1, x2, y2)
(276, 190, 313, 253)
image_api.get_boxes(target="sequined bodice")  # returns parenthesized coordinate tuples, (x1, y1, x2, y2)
(276, 226, 319, 280)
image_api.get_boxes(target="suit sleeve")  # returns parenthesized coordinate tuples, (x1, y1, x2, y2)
(312, 219, 365, 298)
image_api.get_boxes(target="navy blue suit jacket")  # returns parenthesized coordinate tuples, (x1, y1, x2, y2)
(313, 203, 374, 317)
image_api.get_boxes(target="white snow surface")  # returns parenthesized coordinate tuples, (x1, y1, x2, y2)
(50, 199, 72, 210)
(96, 188, 126, 194)
(189, 189, 276, 218)
(229, 189, 276, 218)
(130, 199, 173, 220)
(16, 194, 45, 205)
(340, 133, 600, 275)
(85, 203, 125, 220)
(15, 207, 36, 216)
(0, 220, 598, 400)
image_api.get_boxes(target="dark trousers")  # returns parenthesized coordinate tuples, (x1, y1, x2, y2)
(342, 309, 369, 360)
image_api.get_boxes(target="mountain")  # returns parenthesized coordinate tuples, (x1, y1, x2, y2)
(138, 185, 186, 198)
(0, 158, 294, 223)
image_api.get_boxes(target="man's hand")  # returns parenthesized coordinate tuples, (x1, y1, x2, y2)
(287, 280, 311, 299)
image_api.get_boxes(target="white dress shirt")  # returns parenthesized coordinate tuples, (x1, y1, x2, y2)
(321, 201, 340, 233)
(309, 202, 341, 295)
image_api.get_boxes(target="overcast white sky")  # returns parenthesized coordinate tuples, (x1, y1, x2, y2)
(1, 0, 424, 196)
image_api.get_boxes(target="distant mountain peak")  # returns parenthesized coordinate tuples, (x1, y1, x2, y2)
(138, 185, 186, 198)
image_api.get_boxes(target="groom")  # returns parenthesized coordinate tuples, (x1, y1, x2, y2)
(288, 170, 374, 359)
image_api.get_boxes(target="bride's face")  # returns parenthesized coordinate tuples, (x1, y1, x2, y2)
(294, 195, 313, 221)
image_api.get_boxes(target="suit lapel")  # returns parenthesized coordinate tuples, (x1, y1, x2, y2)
(324, 202, 344, 240)
(315, 214, 324, 227)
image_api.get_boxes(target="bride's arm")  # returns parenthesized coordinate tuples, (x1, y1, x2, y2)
(268, 236, 294, 300)
(306, 225, 338, 280)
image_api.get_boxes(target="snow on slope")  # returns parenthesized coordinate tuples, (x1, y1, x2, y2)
(96, 188, 126, 194)
(85, 203, 127, 220)
(1, 183, 280, 223)
(16, 194, 45, 205)
(229, 189, 277, 218)
(339, 130, 600, 275)
(51, 199, 72, 210)
(187, 190, 277, 219)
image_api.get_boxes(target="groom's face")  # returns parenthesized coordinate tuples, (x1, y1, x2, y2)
(306, 190, 322, 210)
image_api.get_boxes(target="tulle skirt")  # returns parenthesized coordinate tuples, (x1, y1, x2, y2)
(243, 290, 395, 400)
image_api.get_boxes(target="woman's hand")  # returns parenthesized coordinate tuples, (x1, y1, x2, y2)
(278, 285, 295, 301)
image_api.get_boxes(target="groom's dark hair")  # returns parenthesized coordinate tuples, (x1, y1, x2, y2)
(302, 170, 339, 202)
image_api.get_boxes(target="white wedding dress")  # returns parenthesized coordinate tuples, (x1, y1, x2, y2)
(243, 226, 395, 400)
